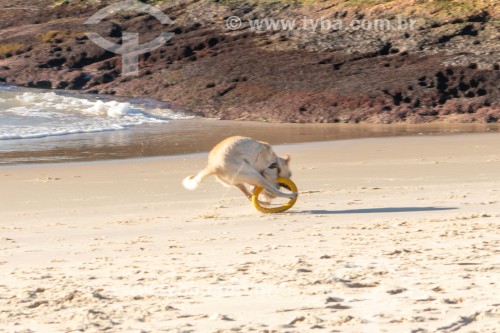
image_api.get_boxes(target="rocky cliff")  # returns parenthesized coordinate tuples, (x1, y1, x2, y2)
(0, 0, 498, 123)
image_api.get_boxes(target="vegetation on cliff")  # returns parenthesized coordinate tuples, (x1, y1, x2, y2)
(0, 0, 498, 122)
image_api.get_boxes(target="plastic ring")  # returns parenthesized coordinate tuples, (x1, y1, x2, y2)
(251, 177, 298, 213)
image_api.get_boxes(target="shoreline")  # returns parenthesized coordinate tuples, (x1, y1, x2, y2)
(0, 129, 497, 170)
(1, 132, 499, 332)
(1, 119, 499, 166)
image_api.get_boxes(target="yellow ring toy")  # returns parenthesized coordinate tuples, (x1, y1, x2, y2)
(251, 177, 298, 213)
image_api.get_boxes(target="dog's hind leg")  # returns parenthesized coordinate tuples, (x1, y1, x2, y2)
(182, 167, 213, 190)
(235, 184, 253, 200)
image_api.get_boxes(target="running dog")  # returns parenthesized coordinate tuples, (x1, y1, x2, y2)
(182, 136, 297, 199)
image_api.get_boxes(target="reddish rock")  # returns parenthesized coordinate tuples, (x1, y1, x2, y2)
(0, 0, 498, 123)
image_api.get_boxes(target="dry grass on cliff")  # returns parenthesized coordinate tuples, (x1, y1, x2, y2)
(0, 43, 25, 59)
(38, 30, 85, 44)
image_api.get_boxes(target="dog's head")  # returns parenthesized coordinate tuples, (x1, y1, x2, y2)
(277, 154, 292, 179)
(260, 154, 292, 201)
(261, 154, 292, 183)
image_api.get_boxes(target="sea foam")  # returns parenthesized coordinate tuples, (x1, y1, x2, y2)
(0, 89, 190, 140)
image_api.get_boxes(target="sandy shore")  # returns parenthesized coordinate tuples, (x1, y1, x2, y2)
(1, 133, 499, 332)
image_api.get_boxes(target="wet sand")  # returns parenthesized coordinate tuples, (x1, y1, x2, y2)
(0, 133, 499, 332)
(1, 119, 499, 165)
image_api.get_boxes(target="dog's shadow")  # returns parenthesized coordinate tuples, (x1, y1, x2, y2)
(296, 206, 457, 215)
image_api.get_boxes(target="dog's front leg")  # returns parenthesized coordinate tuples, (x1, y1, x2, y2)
(239, 170, 297, 199)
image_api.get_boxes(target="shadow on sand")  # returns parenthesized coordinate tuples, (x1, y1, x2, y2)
(296, 207, 457, 215)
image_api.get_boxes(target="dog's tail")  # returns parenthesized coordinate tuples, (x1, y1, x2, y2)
(182, 167, 213, 190)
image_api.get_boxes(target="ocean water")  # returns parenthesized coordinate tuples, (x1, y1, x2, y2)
(0, 84, 192, 140)
(1, 84, 498, 165)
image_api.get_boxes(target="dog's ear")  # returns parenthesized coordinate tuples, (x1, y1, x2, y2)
(284, 154, 291, 164)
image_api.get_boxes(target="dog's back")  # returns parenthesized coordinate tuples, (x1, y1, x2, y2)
(208, 136, 273, 171)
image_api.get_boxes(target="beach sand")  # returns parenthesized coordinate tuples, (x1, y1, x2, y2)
(1, 133, 499, 332)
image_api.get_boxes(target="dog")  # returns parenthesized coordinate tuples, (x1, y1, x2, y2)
(182, 136, 297, 199)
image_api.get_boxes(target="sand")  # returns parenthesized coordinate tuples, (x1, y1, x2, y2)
(0, 133, 499, 332)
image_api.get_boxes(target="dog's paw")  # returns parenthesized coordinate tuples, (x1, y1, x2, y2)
(258, 197, 273, 205)
(283, 192, 298, 199)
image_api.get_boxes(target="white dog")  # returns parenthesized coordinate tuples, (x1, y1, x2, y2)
(182, 136, 297, 199)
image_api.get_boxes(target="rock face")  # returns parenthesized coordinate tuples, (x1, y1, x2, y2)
(0, 0, 498, 123)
